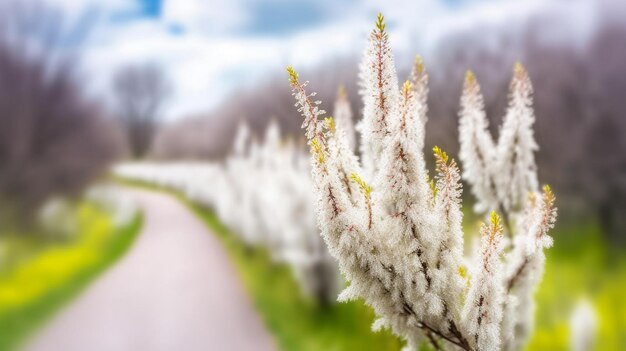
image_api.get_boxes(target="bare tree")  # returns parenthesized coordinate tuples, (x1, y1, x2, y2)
(152, 58, 358, 160)
(112, 64, 171, 159)
(0, 1, 123, 228)
(574, 23, 626, 244)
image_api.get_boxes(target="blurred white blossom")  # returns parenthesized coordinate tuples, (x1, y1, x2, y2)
(114, 121, 343, 304)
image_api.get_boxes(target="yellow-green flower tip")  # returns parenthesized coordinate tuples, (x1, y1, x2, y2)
(324, 117, 336, 133)
(487, 211, 503, 242)
(458, 265, 467, 279)
(490, 211, 500, 228)
(465, 70, 476, 85)
(287, 66, 299, 86)
(351, 172, 372, 198)
(414, 55, 424, 75)
(542, 184, 555, 203)
(375, 12, 385, 32)
(403, 80, 412, 95)
(433, 145, 449, 164)
(310, 138, 324, 164)
(514, 61, 526, 79)
(337, 84, 347, 99)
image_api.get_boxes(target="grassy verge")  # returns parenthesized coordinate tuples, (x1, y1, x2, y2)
(201, 203, 626, 351)
(527, 220, 626, 350)
(192, 204, 403, 351)
(121, 180, 626, 351)
(0, 204, 142, 351)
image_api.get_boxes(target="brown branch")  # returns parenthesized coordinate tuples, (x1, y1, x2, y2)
(427, 331, 443, 351)
(448, 320, 473, 351)
(507, 257, 529, 292)
(419, 321, 473, 351)
(400, 298, 472, 350)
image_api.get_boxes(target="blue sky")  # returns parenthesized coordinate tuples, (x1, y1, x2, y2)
(139, 0, 161, 17)
(46, 0, 598, 120)
(114, 0, 471, 36)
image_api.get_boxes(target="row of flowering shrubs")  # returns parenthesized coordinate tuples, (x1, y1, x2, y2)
(114, 119, 352, 304)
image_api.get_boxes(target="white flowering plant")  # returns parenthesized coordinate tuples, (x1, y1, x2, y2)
(287, 13, 557, 351)
(115, 121, 344, 305)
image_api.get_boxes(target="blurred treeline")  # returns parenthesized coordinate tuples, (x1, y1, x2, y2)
(0, 1, 125, 229)
(153, 3, 626, 244)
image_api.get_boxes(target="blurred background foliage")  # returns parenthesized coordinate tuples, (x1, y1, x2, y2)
(0, 2, 137, 348)
(0, 1, 125, 228)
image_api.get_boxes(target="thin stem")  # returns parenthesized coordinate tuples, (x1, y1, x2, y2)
(507, 256, 529, 292)
(419, 321, 472, 351)
(498, 202, 513, 238)
(366, 198, 372, 229)
(427, 332, 443, 351)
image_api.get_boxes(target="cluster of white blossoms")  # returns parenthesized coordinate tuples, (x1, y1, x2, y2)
(459, 61, 557, 351)
(114, 120, 347, 304)
(459, 66, 538, 217)
(287, 13, 557, 351)
(334, 85, 357, 152)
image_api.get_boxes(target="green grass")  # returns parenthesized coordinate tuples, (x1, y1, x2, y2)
(123, 181, 626, 351)
(527, 220, 626, 351)
(192, 205, 403, 351)
(0, 204, 142, 351)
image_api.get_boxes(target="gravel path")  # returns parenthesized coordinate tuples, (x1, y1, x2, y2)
(24, 187, 276, 351)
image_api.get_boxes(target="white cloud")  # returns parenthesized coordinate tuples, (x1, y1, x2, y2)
(162, 0, 251, 34)
(47, 0, 602, 121)
(47, 0, 139, 22)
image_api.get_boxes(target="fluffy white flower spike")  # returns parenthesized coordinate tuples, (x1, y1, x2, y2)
(459, 65, 553, 351)
(117, 120, 344, 304)
(462, 212, 505, 351)
(410, 55, 429, 150)
(333, 85, 356, 152)
(288, 13, 557, 351)
(431, 146, 465, 321)
(327, 100, 362, 205)
(501, 185, 557, 350)
(358, 13, 400, 182)
(232, 121, 251, 157)
(496, 63, 539, 213)
(458, 71, 498, 214)
(459, 63, 539, 238)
